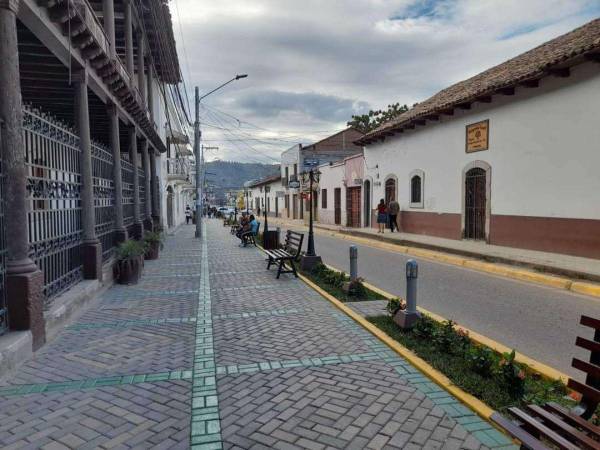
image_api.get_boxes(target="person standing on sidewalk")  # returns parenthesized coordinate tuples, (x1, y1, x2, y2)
(185, 205, 193, 225)
(388, 196, 400, 232)
(376, 198, 387, 234)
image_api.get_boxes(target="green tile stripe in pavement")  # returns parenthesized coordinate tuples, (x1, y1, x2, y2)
(190, 223, 223, 450)
(0, 370, 193, 397)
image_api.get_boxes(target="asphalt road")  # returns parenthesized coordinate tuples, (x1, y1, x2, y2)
(287, 226, 600, 378)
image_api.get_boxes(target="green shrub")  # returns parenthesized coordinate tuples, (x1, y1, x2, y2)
(468, 346, 497, 377)
(413, 315, 436, 339)
(116, 239, 146, 260)
(143, 230, 164, 250)
(367, 315, 571, 412)
(386, 298, 406, 316)
(497, 350, 526, 399)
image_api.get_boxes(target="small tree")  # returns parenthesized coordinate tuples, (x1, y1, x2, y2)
(347, 102, 409, 133)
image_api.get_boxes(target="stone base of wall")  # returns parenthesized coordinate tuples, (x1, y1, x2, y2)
(6, 269, 45, 351)
(401, 211, 462, 240)
(44, 259, 115, 343)
(490, 215, 600, 259)
(0, 331, 33, 380)
(398, 210, 600, 259)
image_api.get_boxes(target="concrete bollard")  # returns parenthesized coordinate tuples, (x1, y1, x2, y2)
(406, 259, 418, 314)
(394, 259, 421, 329)
(349, 245, 358, 281)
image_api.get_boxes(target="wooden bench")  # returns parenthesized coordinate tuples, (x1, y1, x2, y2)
(265, 230, 304, 278)
(241, 222, 260, 247)
(491, 315, 600, 449)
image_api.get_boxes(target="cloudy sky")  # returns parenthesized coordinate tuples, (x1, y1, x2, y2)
(169, 0, 600, 163)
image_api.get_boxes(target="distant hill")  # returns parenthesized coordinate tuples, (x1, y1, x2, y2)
(205, 161, 280, 204)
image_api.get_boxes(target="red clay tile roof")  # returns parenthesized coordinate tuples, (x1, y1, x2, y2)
(358, 18, 600, 144)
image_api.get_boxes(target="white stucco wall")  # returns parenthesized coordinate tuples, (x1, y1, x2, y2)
(318, 162, 346, 226)
(364, 62, 600, 220)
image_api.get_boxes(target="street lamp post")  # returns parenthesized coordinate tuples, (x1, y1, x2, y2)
(194, 74, 248, 238)
(300, 168, 322, 270)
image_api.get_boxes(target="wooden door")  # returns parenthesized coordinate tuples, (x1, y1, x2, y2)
(346, 187, 361, 227)
(334, 188, 341, 225)
(292, 194, 297, 219)
(363, 180, 371, 227)
(465, 168, 486, 240)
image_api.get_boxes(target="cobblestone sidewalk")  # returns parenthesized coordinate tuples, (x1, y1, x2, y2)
(0, 226, 199, 449)
(0, 221, 517, 449)
(200, 220, 515, 450)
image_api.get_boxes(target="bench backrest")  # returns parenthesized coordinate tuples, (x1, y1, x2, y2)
(283, 230, 304, 258)
(569, 315, 600, 419)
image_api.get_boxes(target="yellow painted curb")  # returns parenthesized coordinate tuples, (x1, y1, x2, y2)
(296, 272, 496, 422)
(323, 263, 571, 384)
(306, 226, 600, 299)
(571, 281, 600, 298)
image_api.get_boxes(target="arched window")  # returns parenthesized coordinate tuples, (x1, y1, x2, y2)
(409, 170, 424, 208)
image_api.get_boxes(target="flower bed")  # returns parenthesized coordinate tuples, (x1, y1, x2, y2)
(300, 263, 573, 413)
(301, 263, 386, 302)
(368, 311, 572, 412)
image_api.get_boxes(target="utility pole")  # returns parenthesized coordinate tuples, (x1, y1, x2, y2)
(193, 74, 247, 238)
(194, 87, 202, 238)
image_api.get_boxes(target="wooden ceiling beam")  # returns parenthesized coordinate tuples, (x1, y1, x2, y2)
(520, 79, 539, 88)
(476, 96, 492, 103)
(549, 67, 570, 78)
(498, 87, 515, 95)
(585, 52, 600, 63)
(457, 103, 471, 110)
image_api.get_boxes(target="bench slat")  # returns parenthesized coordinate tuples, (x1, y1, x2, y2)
(573, 358, 600, 379)
(576, 337, 600, 354)
(568, 379, 600, 404)
(490, 412, 551, 450)
(581, 316, 600, 331)
(508, 407, 580, 450)
(545, 402, 600, 438)
(525, 404, 600, 450)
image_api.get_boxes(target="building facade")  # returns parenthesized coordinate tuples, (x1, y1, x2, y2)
(317, 153, 365, 228)
(358, 19, 600, 259)
(0, 0, 189, 350)
(279, 128, 364, 221)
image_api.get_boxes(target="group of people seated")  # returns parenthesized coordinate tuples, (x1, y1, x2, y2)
(236, 212, 259, 245)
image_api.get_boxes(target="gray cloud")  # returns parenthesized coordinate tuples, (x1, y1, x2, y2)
(236, 90, 370, 122)
(171, 0, 599, 163)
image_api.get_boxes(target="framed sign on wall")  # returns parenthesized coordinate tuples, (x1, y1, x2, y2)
(466, 120, 489, 153)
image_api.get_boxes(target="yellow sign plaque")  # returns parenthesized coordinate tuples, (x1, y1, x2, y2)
(466, 120, 489, 153)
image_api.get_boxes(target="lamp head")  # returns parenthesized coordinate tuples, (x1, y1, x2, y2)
(235, 74, 248, 80)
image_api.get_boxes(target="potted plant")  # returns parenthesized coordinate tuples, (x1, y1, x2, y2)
(115, 239, 146, 285)
(143, 230, 164, 260)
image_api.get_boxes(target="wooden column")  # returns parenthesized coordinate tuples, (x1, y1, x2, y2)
(74, 70, 102, 281)
(142, 140, 153, 230)
(136, 29, 146, 107)
(102, 0, 115, 57)
(150, 152, 160, 228)
(108, 103, 127, 243)
(124, 0, 133, 75)
(1, 0, 45, 349)
(147, 65, 154, 124)
(129, 127, 143, 239)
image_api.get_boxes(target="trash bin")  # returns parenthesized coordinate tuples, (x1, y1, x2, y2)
(262, 230, 279, 250)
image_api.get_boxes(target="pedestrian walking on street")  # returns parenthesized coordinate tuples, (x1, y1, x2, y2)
(388, 196, 400, 232)
(185, 205, 192, 224)
(376, 198, 387, 234)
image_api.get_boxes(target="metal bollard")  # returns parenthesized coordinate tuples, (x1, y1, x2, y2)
(406, 259, 418, 314)
(349, 245, 358, 281)
(394, 259, 421, 329)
